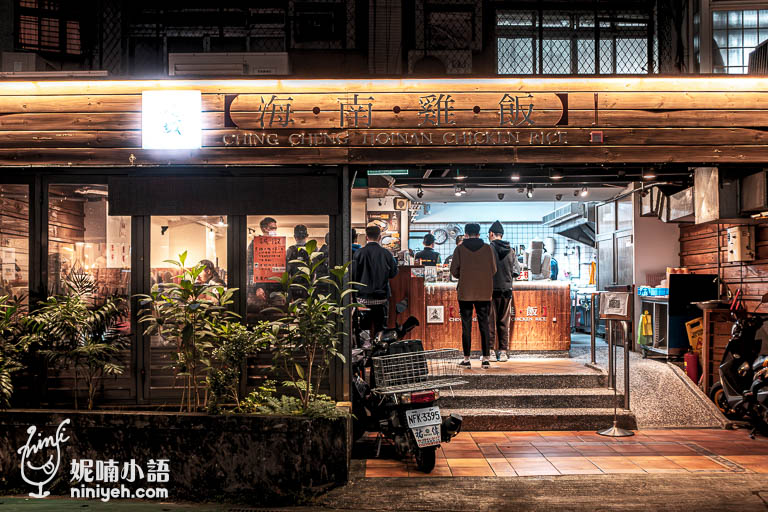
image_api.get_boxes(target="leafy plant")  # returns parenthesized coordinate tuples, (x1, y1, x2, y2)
(137, 251, 238, 412)
(28, 272, 127, 410)
(207, 321, 269, 414)
(263, 239, 358, 413)
(238, 380, 343, 419)
(0, 295, 37, 408)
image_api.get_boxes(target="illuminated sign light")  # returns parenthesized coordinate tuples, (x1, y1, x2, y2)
(367, 169, 409, 176)
(142, 90, 202, 150)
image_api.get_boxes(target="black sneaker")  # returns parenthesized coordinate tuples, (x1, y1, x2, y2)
(482, 360, 490, 369)
(458, 360, 471, 368)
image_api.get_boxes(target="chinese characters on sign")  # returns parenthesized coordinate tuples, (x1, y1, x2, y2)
(253, 235, 287, 284)
(513, 305, 548, 322)
(221, 92, 571, 148)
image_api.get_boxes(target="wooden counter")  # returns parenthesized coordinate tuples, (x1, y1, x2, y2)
(388, 268, 570, 352)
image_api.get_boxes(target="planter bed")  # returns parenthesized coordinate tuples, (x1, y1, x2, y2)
(0, 409, 351, 505)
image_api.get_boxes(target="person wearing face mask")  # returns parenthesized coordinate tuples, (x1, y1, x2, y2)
(248, 217, 284, 316)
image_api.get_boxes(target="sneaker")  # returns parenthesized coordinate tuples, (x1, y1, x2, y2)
(458, 360, 471, 368)
(488, 350, 496, 360)
(481, 360, 490, 369)
(495, 351, 501, 362)
(499, 351, 509, 362)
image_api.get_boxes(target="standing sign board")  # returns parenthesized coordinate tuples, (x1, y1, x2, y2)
(599, 292, 631, 320)
(253, 236, 286, 283)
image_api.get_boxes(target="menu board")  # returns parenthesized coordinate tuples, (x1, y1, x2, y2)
(253, 235, 286, 283)
(366, 211, 401, 254)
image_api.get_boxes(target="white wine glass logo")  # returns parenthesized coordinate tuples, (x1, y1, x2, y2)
(17, 418, 71, 498)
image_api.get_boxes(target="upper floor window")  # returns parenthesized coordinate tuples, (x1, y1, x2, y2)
(712, 9, 768, 74)
(497, 10, 655, 75)
(16, 0, 82, 55)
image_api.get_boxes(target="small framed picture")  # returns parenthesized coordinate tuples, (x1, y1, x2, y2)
(427, 305, 444, 324)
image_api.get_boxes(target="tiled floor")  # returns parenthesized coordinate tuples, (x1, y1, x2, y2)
(363, 429, 768, 477)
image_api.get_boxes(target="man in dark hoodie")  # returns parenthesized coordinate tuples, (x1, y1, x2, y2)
(450, 223, 497, 369)
(488, 221, 521, 362)
(352, 225, 399, 338)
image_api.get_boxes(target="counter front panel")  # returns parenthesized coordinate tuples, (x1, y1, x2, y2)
(423, 281, 571, 352)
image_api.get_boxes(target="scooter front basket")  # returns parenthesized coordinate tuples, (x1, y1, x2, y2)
(371, 348, 467, 394)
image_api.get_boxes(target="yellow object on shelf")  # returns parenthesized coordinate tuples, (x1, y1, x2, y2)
(588, 261, 596, 285)
(638, 310, 653, 346)
(686, 317, 704, 354)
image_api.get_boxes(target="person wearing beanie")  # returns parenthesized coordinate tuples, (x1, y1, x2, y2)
(449, 222, 497, 369)
(415, 233, 442, 266)
(488, 221, 521, 362)
(286, 224, 311, 278)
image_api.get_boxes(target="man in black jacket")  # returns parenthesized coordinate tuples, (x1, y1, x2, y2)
(351, 225, 399, 338)
(415, 233, 441, 266)
(488, 221, 520, 362)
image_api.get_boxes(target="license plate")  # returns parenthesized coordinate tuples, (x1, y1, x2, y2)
(406, 406, 441, 428)
(412, 424, 441, 448)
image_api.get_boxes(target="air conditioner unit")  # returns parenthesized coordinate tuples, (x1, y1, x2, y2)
(168, 52, 290, 76)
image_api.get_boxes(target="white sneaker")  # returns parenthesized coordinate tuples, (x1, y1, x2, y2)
(499, 351, 509, 362)
(488, 350, 496, 360)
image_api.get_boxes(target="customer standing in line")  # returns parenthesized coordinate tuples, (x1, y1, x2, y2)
(449, 223, 497, 369)
(351, 225, 399, 339)
(488, 221, 520, 362)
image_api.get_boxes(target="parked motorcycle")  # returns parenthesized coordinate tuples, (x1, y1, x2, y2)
(351, 303, 463, 473)
(709, 293, 768, 435)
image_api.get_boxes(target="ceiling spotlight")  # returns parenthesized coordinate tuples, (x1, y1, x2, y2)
(217, 216, 228, 227)
(642, 168, 657, 180)
(574, 189, 580, 197)
(417, 186, 424, 199)
(526, 185, 534, 198)
(454, 184, 467, 196)
(580, 187, 588, 197)
(510, 172, 520, 181)
(550, 170, 563, 180)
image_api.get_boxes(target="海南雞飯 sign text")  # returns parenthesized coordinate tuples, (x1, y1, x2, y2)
(222, 129, 568, 147)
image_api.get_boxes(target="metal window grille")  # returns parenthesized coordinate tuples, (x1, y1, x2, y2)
(497, 7, 656, 75)
(15, 0, 82, 55)
(713, 9, 768, 75)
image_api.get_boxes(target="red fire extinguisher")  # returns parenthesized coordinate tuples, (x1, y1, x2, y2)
(684, 351, 700, 384)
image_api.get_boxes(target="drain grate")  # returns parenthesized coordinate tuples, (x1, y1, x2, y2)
(682, 442, 747, 473)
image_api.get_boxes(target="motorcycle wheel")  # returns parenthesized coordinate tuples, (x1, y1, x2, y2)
(414, 446, 437, 473)
(709, 382, 743, 420)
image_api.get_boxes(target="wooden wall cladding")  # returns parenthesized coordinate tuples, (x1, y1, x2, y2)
(680, 223, 768, 313)
(423, 282, 570, 351)
(3, 78, 768, 165)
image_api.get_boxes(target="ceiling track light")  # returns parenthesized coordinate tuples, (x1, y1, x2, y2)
(454, 184, 467, 196)
(526, 185, 534, 198)
(580, 187, 588, 197)
(417, 185, 424, 199)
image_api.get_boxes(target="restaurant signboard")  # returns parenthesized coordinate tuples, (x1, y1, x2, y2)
(2, 78, 768, 165)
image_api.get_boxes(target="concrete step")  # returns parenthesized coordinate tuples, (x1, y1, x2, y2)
(442, 407, 637, 431)
(440, 388, 624, 409)
(446, 372, 607, 389)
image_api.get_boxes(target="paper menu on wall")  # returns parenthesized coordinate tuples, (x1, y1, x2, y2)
(253, 235, 286, 283)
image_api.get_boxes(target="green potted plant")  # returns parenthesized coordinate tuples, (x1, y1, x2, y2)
(0, 295, 37, 408)
(261, 240, 358, 415)
(137, 251, 238, 412)
(27, 272, 127, 410)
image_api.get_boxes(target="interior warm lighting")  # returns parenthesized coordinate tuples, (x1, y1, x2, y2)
(580, 187, 588, 197)
(550, 171, 563, 180)
(643, 169, 657, 180)
(510, 173, 520, 181)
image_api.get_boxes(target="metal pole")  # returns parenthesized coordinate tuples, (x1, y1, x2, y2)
(623, 320, 630, 410)
(607, 319, 614, 390)
(590, 293, 597, 365)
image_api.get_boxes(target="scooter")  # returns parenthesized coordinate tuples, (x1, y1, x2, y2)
(351, 303, 463, 473)
(710, 292, 768, 435)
